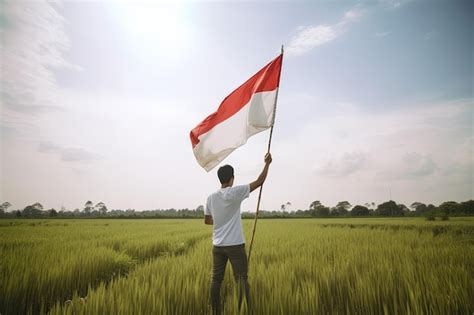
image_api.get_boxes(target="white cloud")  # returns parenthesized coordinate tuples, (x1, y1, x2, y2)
(1, 1, 79, 132)
(425, 30, 438, 40)
(342, 7, 366, 23)
(1, 88, 204, 210)
(286, 0, 416, 56)
(38, 141, 100, 163)
(315, 152, 368, 177)
(379, 0, 413, 9)
(375, 31, 390, 37)
(286, 25, 337, 56)
(286, 7, 366, 56)
(61, 147, 100, 163)
(38, 141, 62, 153)
(377, 152, 438, 180)
(273, 98, 473, 207)
(401, 153, 438, 177)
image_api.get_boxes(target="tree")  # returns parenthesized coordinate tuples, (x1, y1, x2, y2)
(365, 202, 376, 210)
(398, 204, 411, 216)
(351, 205, 370, 216)
(316, 206, 330, 217)
(332, 201, 351, 216)
(438, 201, 460, 215)
(49, 209, 58, 217)
(423, 204, 437, 217)
(310, 201, 322, 210)
(32, 202, 43, 211)
(196, 205, 204, 214)
(410, 202, 423, 211)
(337, 201, 352, 210)
(411, 202, 428, 215)
(280, 202, 292, 212)
(309, 200, 330, 217)
(459, 200, 474, 215)
(1, 201, 12, 212)
(23, 203, 44, 217)
(0, 202, 10, 217)
(95, 202, 108, 216)
(84, 201, 93, 215)
(376, 200, 402, 216)
(309, 201, 321, 216)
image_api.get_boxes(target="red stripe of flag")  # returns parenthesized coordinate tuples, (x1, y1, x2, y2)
(190, 54, 283, 148)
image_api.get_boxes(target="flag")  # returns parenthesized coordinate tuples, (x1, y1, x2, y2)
(190, 54, 283, 171)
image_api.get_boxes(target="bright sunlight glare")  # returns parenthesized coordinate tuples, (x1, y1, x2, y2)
(109, 3, 189, 59)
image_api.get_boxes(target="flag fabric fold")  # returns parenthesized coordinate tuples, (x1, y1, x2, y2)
(190, 54, 283, 171)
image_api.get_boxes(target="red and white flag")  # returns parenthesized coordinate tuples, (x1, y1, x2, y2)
(190, 54, 283, 171)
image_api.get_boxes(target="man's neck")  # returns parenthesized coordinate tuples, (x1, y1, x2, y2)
(221, 183, 232, 189)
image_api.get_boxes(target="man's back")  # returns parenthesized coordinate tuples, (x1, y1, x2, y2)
(206, 184, 250, 246)
(205, 154, 272, 314)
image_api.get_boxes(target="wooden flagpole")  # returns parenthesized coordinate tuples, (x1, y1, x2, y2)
(247, 45, 284, 264)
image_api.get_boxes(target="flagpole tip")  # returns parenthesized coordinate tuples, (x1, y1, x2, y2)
(281, 45, 284, 54)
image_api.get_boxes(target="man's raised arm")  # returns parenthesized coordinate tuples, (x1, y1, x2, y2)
(249, 153, 272, 193)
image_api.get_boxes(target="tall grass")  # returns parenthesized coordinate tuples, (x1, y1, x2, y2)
(1, 218, 473, 314)
(0, 220, 208, 314)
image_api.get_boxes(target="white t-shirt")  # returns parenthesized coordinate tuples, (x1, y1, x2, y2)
(205, 184, 250, 246)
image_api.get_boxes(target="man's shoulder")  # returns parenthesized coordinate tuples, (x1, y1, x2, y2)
(230, 184, 250, 193)
(233, 184, 249, 189)
(208, 189, 220, 198)
(228, 185, 250, 200)
(208, 185, 250, 202)
(207, 189, 222, 202)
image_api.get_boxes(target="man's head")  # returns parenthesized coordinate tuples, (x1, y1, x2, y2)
(217, 165, 234, 186)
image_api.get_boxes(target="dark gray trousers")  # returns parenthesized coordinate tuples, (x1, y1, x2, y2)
(210, 243, 250, 314)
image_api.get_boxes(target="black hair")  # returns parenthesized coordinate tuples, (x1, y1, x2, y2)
(217, 165, 234, 184)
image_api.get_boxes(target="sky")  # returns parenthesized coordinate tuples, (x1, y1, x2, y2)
(1, 0, 472, 212)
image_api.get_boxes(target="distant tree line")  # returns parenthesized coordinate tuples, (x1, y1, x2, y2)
(0, 201, 206, 219)
(0, 200, 472, 219)
(249, 200, 474, 219)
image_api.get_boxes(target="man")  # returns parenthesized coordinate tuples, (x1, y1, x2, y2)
(205, 153, 272, 314)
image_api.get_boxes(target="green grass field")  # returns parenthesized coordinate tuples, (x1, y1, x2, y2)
(1, 218, 473, 314)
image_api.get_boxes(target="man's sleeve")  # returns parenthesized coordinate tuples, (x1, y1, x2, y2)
(231, 184, 250, 202)
(205, 197, 211, 216)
